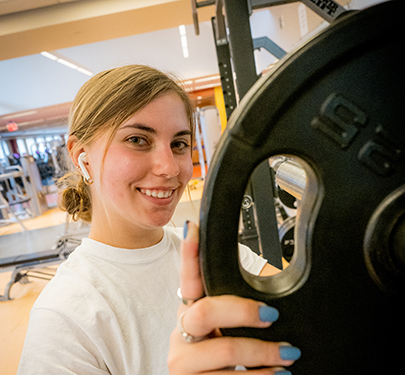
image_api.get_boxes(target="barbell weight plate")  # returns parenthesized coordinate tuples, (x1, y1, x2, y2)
(199, 1, 405, 373)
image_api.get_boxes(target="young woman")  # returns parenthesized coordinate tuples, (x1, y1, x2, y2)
(17, 65, 301, 374)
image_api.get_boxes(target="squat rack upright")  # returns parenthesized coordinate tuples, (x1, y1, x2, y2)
(191, 0, 346, 269)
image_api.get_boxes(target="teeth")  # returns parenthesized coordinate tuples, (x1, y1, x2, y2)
(140, 189, 174, 199)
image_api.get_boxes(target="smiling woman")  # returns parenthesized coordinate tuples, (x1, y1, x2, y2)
(57, 65, 194, 228)
(16, 65, 299, 375)
(82, 92, 194, 248)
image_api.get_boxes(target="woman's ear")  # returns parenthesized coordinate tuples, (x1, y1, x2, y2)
(67, 136, 93, 184)
(67, 135, 85, 169)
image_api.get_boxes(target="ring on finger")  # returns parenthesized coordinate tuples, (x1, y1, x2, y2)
(177, 288, 203, 306)
(182, 297, 201, 306)
(177, 312, 206, 343)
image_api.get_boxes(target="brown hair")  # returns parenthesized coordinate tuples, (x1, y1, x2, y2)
(58, 65, 195, 222)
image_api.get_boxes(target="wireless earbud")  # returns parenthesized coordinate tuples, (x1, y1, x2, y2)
(78, 152, 92, 183)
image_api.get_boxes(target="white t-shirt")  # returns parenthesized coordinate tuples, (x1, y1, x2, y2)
(17, 227, 266, 375)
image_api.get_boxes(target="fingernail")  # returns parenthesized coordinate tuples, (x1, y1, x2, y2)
(259, 305, 279, 322)
(183, 220, 190, 239)
(275, 370, 292, 375)
(279, 344, 301, 361)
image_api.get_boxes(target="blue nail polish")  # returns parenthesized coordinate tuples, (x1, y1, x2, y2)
(183, 220, 189, 239)
(279, 345, 301, 361)
(259, 305, 279, 322)
(275, 370, 292, 375)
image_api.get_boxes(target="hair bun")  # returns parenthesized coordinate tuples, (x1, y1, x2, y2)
(58, 173, 92, 222)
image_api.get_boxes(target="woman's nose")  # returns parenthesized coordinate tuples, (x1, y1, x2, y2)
(152, 146, 180, 178)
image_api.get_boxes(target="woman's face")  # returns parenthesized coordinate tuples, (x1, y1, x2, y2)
(86, 92, 193, 236)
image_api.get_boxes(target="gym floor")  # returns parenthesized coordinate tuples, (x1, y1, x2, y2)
(0, 180, 203, 375)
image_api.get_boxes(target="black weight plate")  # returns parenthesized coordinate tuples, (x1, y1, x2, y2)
(199, 1, 405, 374)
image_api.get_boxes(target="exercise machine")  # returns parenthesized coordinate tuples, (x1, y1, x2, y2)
(0, 217, 90, 301)
(198, 1, 404, 373)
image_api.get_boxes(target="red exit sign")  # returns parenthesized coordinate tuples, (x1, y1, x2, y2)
(7, 122, 18, 132)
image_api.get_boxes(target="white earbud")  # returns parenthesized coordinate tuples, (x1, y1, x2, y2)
(78, 152, 92, 182)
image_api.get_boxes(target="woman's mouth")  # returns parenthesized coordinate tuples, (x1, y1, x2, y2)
(138, 188, 175, 199)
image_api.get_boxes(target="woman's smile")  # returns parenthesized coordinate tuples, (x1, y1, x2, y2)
(136, 186, 179, 206)
(138, 188, 176, 199)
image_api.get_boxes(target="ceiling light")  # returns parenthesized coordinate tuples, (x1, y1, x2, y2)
(2, 110, 38, 120)
(40, 51, 93, 76)
(195, 75, 220, 83)
(178, 24, 189, 59)
(41, 51, 58, 61)
(77, 67, 93, 76)
(181, 35, 188, 49)
(18, 119, 44, 126)
(179, 25, 186, 36)
(57, 58, 78, 70)
(195, 83, 217, 90)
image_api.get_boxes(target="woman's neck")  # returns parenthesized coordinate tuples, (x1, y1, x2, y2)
(88, 215, 164, 249)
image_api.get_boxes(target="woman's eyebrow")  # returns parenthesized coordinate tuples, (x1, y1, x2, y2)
(120, 124, 191, 138)
(120, 123, 157, 134)
(175, 130, 192, 138)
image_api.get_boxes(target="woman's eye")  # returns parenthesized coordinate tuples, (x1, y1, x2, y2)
(172, 141, 191, 150)
(128, 136, 148, 146)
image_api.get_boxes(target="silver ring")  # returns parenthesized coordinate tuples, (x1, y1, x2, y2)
(177, 312, 206, 343)
(177, 287, 202, 306)
(182, 297, 200, 306)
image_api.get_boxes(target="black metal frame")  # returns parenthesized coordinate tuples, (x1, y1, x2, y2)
(192, 0, 346, 269)
(223, 0, 283, 268)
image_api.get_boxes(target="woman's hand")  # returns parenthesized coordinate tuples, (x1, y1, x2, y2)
(168, 222, 301, 374)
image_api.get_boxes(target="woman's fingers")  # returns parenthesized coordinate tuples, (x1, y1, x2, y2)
(169, 331, 300, 374)
(170, 296, 293, 373)
(179, 221, 204, 302)
(172, 222, 301, 374)
(181, 295, 279, 337)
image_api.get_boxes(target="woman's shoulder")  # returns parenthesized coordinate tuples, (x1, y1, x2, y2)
(32, 241, 110, 313)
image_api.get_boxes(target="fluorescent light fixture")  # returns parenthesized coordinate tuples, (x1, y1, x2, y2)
(40, 50, 93, 76)
(179, 25, 186, 36)
(57, 58, 78, 69)
(178, 25, 189, 59)
(41, 51, 58, 60)
(18, 119, 44, 126)
(77, 67, 93, 76)
(181, 35, 188, 49)
(195, 75, 220, 83)
(195, 83, 217, 90)
(2, 110, 38, 120)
